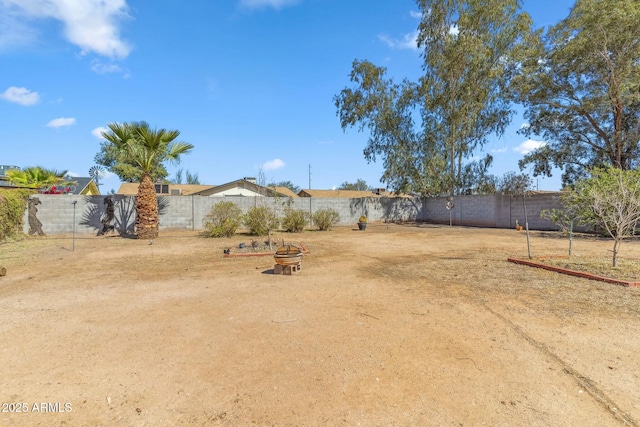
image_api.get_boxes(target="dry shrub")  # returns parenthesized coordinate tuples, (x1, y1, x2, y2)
(202, 201, 243, 238)
(312, 208, 340, 231)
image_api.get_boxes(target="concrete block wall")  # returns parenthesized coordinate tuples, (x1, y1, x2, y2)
(422, 192, 563, 230)
(23, 192, 564, 235)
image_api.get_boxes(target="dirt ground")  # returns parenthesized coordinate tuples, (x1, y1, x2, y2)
(1, 223, 640, 426)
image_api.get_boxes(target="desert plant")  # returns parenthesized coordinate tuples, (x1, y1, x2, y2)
(0, 188, 33, 241)
(359, 215, 367, 223)
(313, 208, 340, 231)
(245, 206, 279, 237)
(202, 201, 243, 238)
(281, 208, 308, 233)
(562, 167, 640, 267)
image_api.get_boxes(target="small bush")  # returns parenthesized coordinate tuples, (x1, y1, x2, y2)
(0, 189, 32, 241)
(202, 201, 243, 237)
(244, 206, 279, 236)
(281, 208, 308, 232)
(359, 215, 367, 223)
(313, 208, 340, 231)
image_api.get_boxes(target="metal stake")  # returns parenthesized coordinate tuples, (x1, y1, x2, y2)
(72, 200, 77, 251)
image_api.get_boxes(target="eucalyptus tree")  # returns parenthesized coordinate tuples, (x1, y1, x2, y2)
(514, 0, 640, 186)
(335, 0, 532, 196)
(100, 121, 194, 239)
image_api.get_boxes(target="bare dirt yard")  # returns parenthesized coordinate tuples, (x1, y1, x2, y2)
(1, 223, 640, 426)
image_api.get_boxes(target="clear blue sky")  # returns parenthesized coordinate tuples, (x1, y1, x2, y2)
(1, 0, 575, 194)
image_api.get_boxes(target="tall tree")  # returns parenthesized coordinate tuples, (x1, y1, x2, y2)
(416, 0, 532, 195)
(458, 155, 497, 194)
(172, 168, 201, 185)
(514, 0, 640, 186)
(335, 0, 532, 196)
(100, 122, 194, 239)
(96, 124, 169, 183)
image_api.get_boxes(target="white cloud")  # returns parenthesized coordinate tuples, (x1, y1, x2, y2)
(514, 139, 546, 155)
(0, 9, 39, 49)
(491, 147, 508, 154)
(91, 60, 122, 74)
(92, 126, 108, 139)
(240, 0, 300, 9)
(378, 31, 419, 50)
(67, 171, 80, 177)
(47, 117, 76, 128)
(262, 158, 285, 171)
(409, 10, 422, 19)
(1, 86, 40, 106)
(449, 25, 459, 36)
(0, 0, 132, 59)
(520, 122, 530, 129)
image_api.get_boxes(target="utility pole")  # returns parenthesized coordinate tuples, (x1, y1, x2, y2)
(308, 164, 312, 223)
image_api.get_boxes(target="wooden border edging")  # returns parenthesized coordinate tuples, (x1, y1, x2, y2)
(507, 258, 640, 288)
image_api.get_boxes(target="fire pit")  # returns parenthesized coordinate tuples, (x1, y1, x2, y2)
(274, 244, 303, 274)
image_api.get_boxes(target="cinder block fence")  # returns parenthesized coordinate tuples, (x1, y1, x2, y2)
(23, 193, 564, 235)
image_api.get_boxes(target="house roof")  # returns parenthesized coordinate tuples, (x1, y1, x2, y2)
(117, 183, 214, 195)
(272, 186, 298, 198)
(192, 179, 288, 197)
(69, 177, 100, 195)
(116, 179, 293, 198)
(297, 189, 381, 198)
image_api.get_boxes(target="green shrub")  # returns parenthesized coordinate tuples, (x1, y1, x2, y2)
(281, 208, 308, 232)
(202, 201, 243, 237)
(244, 205, 279, 236)
(313, 208, 340, 231)
(0, 189, 32, 241)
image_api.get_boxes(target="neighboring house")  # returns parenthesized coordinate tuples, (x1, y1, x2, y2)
(67, 177, 100, 195)
(116, 178, 293, 198)
(297, 189, 382, 198)
(117, 182, 214, 196)
(192, 178, 292, 198)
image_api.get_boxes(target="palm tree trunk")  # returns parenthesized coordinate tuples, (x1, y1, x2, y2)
(136, 173, 159, 239)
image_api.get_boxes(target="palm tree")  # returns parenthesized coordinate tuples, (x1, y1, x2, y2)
(101, 121, 194, 239)
(5, 166, 71, 191)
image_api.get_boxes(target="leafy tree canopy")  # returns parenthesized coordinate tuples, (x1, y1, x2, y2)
(497, 171, 533, 195)
(335, 0, 532, 196)
(172, 168, 201, 185)
(337, 179, 371, 191)
(513, 0, 640, 186)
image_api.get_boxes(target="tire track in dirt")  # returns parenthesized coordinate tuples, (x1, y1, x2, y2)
(482, 304, 637, 426)
(361, 253, 638, 426)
